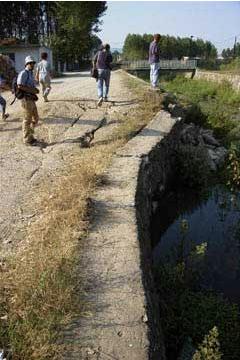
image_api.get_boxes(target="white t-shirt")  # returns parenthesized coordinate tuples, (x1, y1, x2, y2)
(37, 60, 51, 81)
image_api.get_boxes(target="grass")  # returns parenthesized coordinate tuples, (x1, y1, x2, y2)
(162, 75, 240, 141)
(0, 71, 163, 359)
(219, 58, 240, 74)
(153, 74, 240, 359)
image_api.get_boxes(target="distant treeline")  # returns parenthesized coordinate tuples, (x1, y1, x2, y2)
(222, 43, 240, 59)
(0, 1, 107, 65)
(122, 33, 218, 61)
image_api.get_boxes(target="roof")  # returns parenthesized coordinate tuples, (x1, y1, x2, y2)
(0, 43, 51, 50)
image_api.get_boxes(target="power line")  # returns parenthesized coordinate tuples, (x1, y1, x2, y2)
(213, 33, 240, 45)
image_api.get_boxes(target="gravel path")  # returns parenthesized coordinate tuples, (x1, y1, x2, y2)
(0, 70, 136, 257)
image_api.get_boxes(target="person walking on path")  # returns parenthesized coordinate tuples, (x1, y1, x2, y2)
(36, 52, 52, 102)
(93, 43, 113, 107)
(0, 75, 9, 121)
(17, 56, 40, 145)
(149, 34, 161, 89)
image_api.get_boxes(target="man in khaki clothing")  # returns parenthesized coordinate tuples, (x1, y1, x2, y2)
(17, 56, 39, 145)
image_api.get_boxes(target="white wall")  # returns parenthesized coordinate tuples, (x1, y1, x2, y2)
(14, 48, 39, 72)
(2, 47, 53, 73)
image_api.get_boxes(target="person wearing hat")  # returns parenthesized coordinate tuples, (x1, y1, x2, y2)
(17, 55, 40, 145)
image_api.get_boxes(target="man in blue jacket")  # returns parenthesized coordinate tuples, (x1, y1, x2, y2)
(149, 34, 161, 89)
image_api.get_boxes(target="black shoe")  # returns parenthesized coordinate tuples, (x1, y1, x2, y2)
(25, 138, 38, 146)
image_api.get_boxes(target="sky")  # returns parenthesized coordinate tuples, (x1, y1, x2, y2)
(99, 1, 240, 54)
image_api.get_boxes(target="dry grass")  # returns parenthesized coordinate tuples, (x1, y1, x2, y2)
(0, 72, 163, 359)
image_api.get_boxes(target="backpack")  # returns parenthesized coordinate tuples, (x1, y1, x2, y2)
(10, 71, 38, 104)
(10, 75, 25, 104)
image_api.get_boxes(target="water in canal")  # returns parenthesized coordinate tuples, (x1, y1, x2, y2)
(151, 184, 240, 359)
(152, 184, 240, 303)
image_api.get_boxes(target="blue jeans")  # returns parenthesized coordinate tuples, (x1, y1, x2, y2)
(0, 95, 6, 114)
(150, 63, 160, 87)
(97, 69, 111, 98)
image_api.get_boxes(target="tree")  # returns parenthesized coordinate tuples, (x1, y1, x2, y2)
(0, 1, 107, 66)
(50, 1, 107, 64)
(122, 33, 217, 61)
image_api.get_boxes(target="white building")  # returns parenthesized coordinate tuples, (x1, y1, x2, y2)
(0, 44, 53, 72)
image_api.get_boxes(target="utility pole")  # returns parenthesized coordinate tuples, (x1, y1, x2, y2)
(190, 35, 194, 59)
(233, 36, 237, 58)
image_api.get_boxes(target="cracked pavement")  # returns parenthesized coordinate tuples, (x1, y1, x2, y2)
(0, 70, 136, 257)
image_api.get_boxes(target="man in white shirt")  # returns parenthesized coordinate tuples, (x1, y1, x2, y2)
(36, 52, 52, 102)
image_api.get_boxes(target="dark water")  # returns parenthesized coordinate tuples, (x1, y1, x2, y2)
(152, 185, 240, 303)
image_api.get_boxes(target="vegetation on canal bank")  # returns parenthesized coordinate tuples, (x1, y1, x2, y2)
(162, 76, 240, 141)
(153, 75, 240, 359)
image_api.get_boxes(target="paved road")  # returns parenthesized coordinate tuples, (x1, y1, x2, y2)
(0, 70, 136, 257)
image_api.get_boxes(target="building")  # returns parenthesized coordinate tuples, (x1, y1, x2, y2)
(0, 43, 53, 72)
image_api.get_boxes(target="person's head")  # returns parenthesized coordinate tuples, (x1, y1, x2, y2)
(41, 52, 48, 60)
(25, 55, 36, 70)
(153, 34, 161, 42)
(104, 43, 110, 51)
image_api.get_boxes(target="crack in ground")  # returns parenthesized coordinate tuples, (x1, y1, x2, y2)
(29, 162, 42, 180)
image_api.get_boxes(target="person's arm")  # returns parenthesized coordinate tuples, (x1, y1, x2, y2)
(35, 64, 40, 82)
(153, 43, 159, 55)
(35, 69, 39, 83)
(46, 62, 52, 78)
(18, 84, 39, 94)
(108, 53, 113, 63)
(93, 52, 98, 68)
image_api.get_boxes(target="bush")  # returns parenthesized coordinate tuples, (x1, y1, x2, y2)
(164, 76, 240, 142)
(193, 327, 222, 360)
(155, 258, 240, 359)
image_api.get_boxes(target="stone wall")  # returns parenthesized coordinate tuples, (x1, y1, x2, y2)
(195, 70, 240, 91)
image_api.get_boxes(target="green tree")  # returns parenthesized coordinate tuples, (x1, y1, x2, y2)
(122, 33, 217, 61)
(50, 1, 107, 64)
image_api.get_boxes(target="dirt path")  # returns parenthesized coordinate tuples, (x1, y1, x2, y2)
(0, 70, 137, 258)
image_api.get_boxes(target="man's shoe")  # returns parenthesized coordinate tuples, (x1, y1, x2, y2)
(104, 97, 108, 102)
(151, 86, 160, 91)
(2, 113, 9, 121)
(97, 97, 103, 107)
(25, 138, 38, 146)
